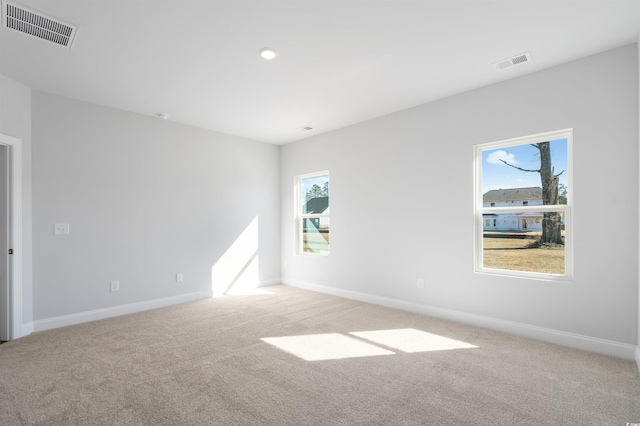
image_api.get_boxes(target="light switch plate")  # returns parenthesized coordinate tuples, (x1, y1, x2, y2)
(54, 224, 70, 235)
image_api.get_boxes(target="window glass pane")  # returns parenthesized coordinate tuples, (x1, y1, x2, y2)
(297, 171, 330, 255)
(301, 175, 329, 214)
(302, 218, 330, 254)
(476, 130, 571, 278)
(482, 211, 565, 275)
(482, 138, 568, 207)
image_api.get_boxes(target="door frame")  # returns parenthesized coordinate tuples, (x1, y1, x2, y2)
(0, 133, 22, 340)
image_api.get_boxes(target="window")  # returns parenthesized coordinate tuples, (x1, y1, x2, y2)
(296, 171, 329, 255)
(474, 129, 572, 280)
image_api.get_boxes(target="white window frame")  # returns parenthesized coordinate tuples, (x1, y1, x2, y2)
(473, 129, 573, 281)
(295, 170, 330, 256)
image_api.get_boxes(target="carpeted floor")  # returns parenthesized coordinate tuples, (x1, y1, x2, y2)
(0, 285, 639, 425)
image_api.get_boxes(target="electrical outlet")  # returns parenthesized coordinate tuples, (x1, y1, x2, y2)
(417, 278, 424, 289)
(110, 280, 119, 292)
(54, 223, 70, 235)
(176, 273, 183, 282)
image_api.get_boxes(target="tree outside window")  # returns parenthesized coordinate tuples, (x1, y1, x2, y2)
(475, 129, 572, 279)
(296, 171, 330, 255)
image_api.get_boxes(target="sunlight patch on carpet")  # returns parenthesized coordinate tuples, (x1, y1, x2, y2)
(226, 288, 275, 296)
(351, 328, 478, 353)
(262, 328, 478, 361)
(261, 333, 395, 361)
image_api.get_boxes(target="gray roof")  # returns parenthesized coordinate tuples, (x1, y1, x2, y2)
(483, 187, 542, 202)
(303, 196, 329, 214)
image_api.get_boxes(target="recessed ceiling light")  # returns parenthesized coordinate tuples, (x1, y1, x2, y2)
(154, 113, 169, 120)
(259, 47, 278, 60)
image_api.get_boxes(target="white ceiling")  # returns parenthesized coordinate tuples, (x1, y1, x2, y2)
(1, 0, 639, 144)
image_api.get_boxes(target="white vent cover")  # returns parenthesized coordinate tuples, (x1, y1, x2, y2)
(493, 52, 532, 71)
(2, 1, 78, 49)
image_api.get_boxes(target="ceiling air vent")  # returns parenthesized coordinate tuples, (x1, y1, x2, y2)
(2, 1, 78, 49)
(493, 52, 532, 71)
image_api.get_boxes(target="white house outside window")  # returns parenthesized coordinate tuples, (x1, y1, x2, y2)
(474, 129, 572, 280)
(296, 171, 330, 255)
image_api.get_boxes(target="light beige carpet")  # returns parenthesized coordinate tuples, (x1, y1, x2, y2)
(1, 285, 639, 425)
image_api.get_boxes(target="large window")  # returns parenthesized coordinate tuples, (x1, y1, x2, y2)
(296, 171, 330, 255)
(474, 129, 572, 280)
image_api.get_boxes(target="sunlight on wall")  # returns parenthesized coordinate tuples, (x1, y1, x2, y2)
(211, 217, 260, 296)
(262, 328, 478, 361)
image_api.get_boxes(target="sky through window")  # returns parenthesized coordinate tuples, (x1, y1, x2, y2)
(482, 138, 568, 194)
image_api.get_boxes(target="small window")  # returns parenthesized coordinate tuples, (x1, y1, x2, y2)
(474, 129, 572, 280)
(296, 171, 330, 255)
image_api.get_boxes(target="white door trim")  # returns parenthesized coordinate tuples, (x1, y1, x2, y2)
(0, 133, 23, 340)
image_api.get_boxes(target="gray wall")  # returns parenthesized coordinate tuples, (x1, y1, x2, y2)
(3, 43, 639, 358)
(281, 44, 639, 347)
(0, 74, 33, 328)
(31, 92, 280, 320)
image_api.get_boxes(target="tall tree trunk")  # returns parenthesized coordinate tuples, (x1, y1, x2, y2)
(537, 142, 563, 244)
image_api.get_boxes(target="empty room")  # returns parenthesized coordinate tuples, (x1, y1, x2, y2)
(1, 0, 640, 424)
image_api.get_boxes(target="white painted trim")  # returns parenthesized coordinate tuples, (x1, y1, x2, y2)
(282, 278, 637, 361)
(258, 278, 281, 287)
(29, 280, 279, 334)
(33, 291, 212, 332)
(473, 128, 573, 282)
(22, 320, 33, 336)
(0, 133, 22, 340)
(637, 38, 640, 375)
(295, 170, 330, 256)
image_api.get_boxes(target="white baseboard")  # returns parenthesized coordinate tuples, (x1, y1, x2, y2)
(33, 291, 212, 332)
(636, 346, 640, 373)
(258, 278, 281, 287)
(29, 278, 279, 334)
(21, 321, 34, 337)
(282, 278, 638, 361)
